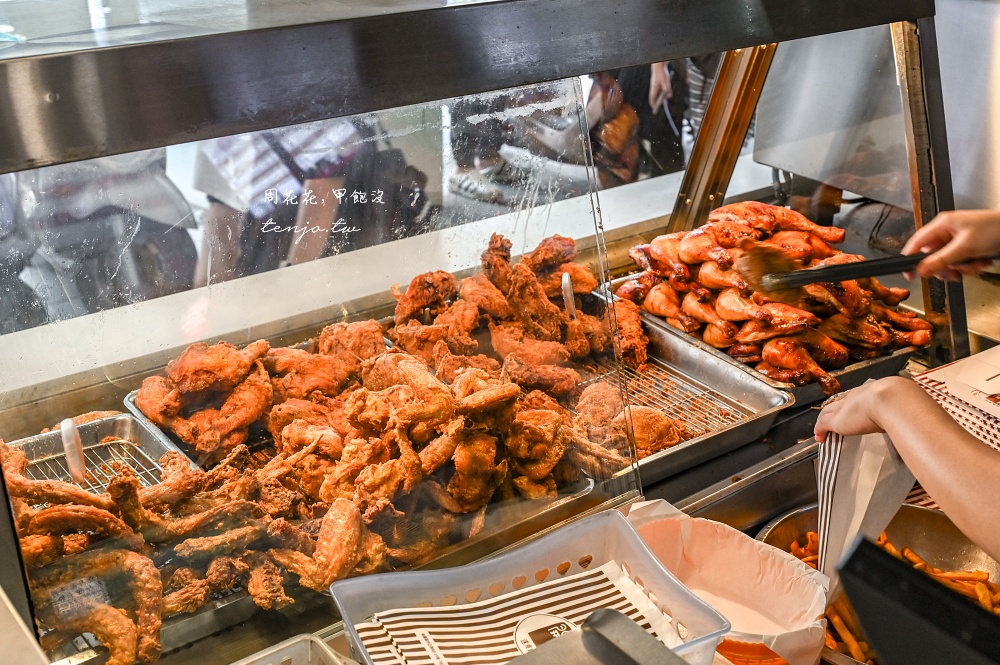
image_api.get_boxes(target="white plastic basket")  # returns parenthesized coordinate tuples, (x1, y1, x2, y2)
(331, 510, 730, 665)
(231, 634, 358, 665)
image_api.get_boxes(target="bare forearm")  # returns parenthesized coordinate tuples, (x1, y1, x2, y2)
(871, 377, 1000, 559)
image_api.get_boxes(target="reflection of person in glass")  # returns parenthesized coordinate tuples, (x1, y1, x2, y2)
(193, 119, 362, 285)
(815, 208, 1000, 561)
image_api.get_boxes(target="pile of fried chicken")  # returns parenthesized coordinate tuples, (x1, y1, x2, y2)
(617, 201, 932, 395)
(3, 233, 685, 665)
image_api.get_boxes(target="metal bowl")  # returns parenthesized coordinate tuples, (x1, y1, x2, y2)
(758, 503, 1000, 664)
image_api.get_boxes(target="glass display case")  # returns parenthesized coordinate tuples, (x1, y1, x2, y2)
(0, 1, 951, 664)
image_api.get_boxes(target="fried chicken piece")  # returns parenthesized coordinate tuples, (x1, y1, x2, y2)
(818, 313, 892, 349)
(754, 361, 811, 385)
(433, 344, 501, 383)
(166, 339, 270, 394)
(523, 235, 577, 272)
(563, 317, 591, 359)
(513, 475, 558, 500)
(62, 532, 90, 555)
(164, 567, 201, 593)
(707, 200, 779, 235)
(277, 419, 344, 459)
(317, 319, 387, 373)
(19, 534, 63, 569)
(579, 312, 613, 355)
(352, 529, 389, 576)
(26, 505, 145, 551)
(641, 282, 701, 333)
(795, 327, 850, 368)
(715, 287, 769, 322)
(393, 270, 460, 325)
(206, 555, 250, 591)
(615, 270, 664, 303)
(762, 337, 840, 395)
(11, 497, 36, 533)
(733, 303, 822, 343)
(267, 518, 317, 555)
(481, 233, 514, 294)
(693, 260, 752, 296)
(353, 426, 423, 521)
(608, 406, 684, 458)
(264, 347, 353, 400)
(0, 441, 115, 511)
(506, 409, 570, 481)
(445, 433, 505, 513)
(507, 263, 566, 342)
(319, 437, 392, 503)
(162, 581, 211, 616)
(503, 354, 580, 396)
(243, 551, 294, 610)
(460, 272, 512, 319)
(268, 498, 364, 591)
(361, 352, 456, 428)
(33, 549, 161, 664)
(452, 369, 521, 416)
(728, 343, 763, 364)
(612, 299, 649, 368)
(681, 291, 739, 338)
(135, 376, 185, 430)
(268, 398, 337, 441)
(537, 263, 599, 299)
(702, 323, 737, 349)
(889, 328, 932, 348)
(433, 299, 481, 336)
(678, 227, 734, 267)
(173, 524, 268, 560)
(138, 451, 204, 510)
(574, 382, 624, 441)
(44, 604, 138, 665)
(871, 303, 933, 332)
(646, 233, 692, 284)
(40, 411, 122, 433)
(418, 419, 466, 475)
(392, 320, 468, 365)
(489, 322, 570, 365)
(859, 277, 909, 306)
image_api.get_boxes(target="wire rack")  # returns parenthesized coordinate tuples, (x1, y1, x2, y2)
(576, 356, 753, 438)
(24, 440, 163, 495)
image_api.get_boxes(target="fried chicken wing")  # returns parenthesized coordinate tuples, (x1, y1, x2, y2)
(392, 321, 457, 365)
(507, 263, 566, 342)
(523, 235, 577, 272)
(173, 524, 268, 560)
(138, 451, 204, 510)
(444, 433, 504, 512)
(242, 551, 294, 610)
(489, 322, 570, 365)
(503, 354, 581, 396)
(0, 441, 114, 511)
(506, 409, 570, 481)
(162, 582, 211, 616)
(19, 534, 63, 569)
(27, 505, 145, 551)
(46, 604, 138, 665)
(317, 319, 387, 373)
(393, 270, 460, 325)
(361, 352, 455, 428)
(264, 347, 352, 400)
(481, 233, 514, 294)
(433, 299, 481, 336)
(319, 437, 392, 503)
(537, 262, 599, 299)
(460, 271, 513, 319)
(612, 299, 649, 368)
(205, 555, 250, 591)
(268, 398, 338, 441)
(277, 419, 344, 459)
(267, 518, 317, 555)
(166, 339, 270, 394)
(433, 345, 501, 383)
(418, 419, 465, 475)
(268, 498, 364, 591)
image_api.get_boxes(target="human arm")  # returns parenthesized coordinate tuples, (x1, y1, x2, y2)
(648, 62, 671, 110)
(901, 209, 1000, 280)
(284, 176, 344, 266)
(814, 376, 1000, 561)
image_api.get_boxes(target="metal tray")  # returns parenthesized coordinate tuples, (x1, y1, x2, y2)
(607, 321, 794, 486)
(638, 309, 916, 406)
(10, 413, 189, 494)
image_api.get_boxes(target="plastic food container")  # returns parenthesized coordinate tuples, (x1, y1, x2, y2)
(330, 509, 730, 665)
(230, 634, 358, 665)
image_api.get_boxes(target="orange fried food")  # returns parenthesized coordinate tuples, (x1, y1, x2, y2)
(138, 451, 205, 510)
(859, 276, 909, 306)
(243, 551, 294, 610)
(489, 322, 570, 366)
(361, 352, 456, 429)
(19, 534, 63, 569)
(33, 548, 162, 664)
(317, 319, 387, 374)
(692, 260, 752, 295)
(577, 312, 613, 355)
(392, 321, 458, 365)
(277, 419, 344, 459)
(40, 410, 122, 433)
(46, 604, 138, 665)
(0, 440, 114, 511)
(642, 282, 701, 333)
(481, 232, 514, 294)
(433, 299, 481, 337)
(418, 419, 466, 475)
(537, 262, 598, 300)
(574, 382, 624, 441)
(173, 524, 268, 560)
(678, 227, 734, 267)
(268, 397, 339, 441)
(393, 270, 460, 325)
(762, 336, 840, 396)
(523, 234, 577, 273)
(460, 272, 512, 319)
(162, 581, 211, 616)
(506, 408, 570, 481)
(26, 504, 145, 551)
(681, 292, 738, 338)
(268, 498, 365, 591)
(452, 369, 521, 417)
(611, 299, 648, 368)
(609, 406, 685, 458)
(135, 376, 184, 429)
(166, 339, 270, 393)
(503, 354, 581, 396)
(429, 433, 506, 513)
(818, 313, 892, 349)
(205, 555, 249, 591)
(507, 263, 566, 342)
(319, 437, 392, 503)
(267, 518, 317, 555)
(615, 270, 664, 304)
(433, 345, 501, 383)
(263, 347, 352, 400)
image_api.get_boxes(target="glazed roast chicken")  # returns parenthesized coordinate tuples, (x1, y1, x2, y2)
(617, 201, 931, 395)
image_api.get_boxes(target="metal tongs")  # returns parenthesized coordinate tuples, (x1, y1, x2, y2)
(59, 418, 86, 484)
(562, 271, 577, 321)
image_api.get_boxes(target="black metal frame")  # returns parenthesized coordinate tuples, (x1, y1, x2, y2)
(0, 0, 933, 174)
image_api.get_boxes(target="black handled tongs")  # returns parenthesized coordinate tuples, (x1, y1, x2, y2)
(760, 251, 998, 291)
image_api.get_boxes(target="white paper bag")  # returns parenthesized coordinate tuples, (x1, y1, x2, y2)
(627, 500, 829, 665)
(818, 431, 916, 594)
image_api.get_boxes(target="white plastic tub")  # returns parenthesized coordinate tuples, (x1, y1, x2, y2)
(231, 634, 357, 665)
(330, 509, 730, 665)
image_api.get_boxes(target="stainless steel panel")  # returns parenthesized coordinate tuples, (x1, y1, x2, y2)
(754, 26, 913, 209)
(0, 0, 934, 173)
(937, 0, 1000, 211)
